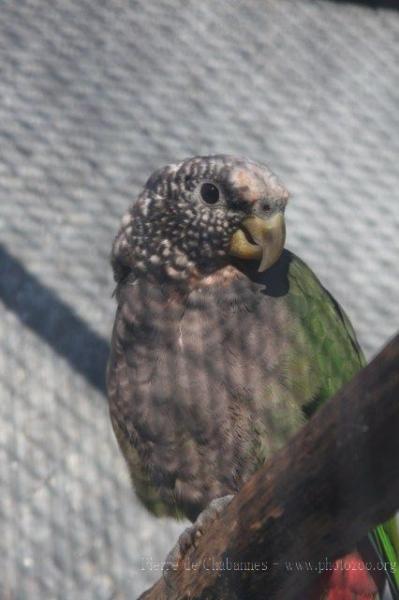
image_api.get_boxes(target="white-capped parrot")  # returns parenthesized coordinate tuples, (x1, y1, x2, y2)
(107, 155, 399, 599)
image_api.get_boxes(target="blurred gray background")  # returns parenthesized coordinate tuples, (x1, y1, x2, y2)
(0, 0, 398, 598)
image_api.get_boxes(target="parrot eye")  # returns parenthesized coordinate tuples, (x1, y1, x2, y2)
(200, 183, 220, 205)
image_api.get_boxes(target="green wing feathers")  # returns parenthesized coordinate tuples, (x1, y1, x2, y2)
(287, 254, 365, 408)
(372, 521, 399, 592)
(287, 254, 398, 596)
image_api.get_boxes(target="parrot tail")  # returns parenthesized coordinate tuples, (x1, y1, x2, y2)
(310, 552, 382, 600)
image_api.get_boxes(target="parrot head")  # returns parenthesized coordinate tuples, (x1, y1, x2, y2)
(112, 154, 289, 283)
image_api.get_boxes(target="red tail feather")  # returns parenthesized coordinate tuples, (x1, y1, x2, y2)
(311, 552, 379, 600)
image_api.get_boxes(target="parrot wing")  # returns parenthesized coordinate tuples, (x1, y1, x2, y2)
(287, 254, 399, 597)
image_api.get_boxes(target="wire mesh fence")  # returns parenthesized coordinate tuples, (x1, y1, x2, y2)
(0, 1, 398, 598)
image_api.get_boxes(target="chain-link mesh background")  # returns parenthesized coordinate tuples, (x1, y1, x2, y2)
(0, 1, 398, 598)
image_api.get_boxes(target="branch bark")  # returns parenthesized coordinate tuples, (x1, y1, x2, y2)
(139, 333, 399, 600)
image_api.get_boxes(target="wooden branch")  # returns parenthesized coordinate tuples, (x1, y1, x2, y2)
(139, 334, 399, 600)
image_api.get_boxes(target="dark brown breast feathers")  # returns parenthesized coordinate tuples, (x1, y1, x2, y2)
(107, 262, 306, 521)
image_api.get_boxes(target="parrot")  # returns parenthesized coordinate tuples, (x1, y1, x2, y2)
(106, 154, 399, 599)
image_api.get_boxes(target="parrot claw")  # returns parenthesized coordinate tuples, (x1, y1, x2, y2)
(163, 494, 234, 586)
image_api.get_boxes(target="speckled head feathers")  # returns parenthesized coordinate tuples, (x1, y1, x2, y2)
(111, 155, 289, 284)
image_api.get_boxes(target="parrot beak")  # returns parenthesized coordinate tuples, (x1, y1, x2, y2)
(229, 212, 286, 272)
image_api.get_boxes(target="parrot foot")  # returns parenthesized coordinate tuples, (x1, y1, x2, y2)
(163, 494, 234, 585)
(179, 494, 234, 555)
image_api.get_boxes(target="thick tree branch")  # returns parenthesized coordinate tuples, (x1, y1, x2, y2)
(139, 333, 399, 600)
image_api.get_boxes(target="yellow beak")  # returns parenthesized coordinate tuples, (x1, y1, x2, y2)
(229, 212, 286, 272)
